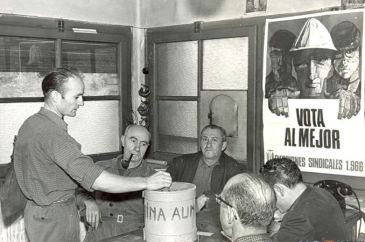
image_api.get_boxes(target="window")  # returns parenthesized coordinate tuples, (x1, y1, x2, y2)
(147, 21, 257, 168)
(0, 15, 132, 164)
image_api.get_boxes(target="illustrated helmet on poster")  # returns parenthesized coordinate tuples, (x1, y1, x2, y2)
(330, 21, 361, 51)
(290, 18, 337, 52)
(269, 30, 296, 51)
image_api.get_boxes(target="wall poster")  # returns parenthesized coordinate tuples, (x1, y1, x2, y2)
(263, 9, 365, 177)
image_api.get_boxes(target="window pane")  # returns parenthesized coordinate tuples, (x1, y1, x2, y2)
(0, 36, 55, 97)
(65, 101, 120, 154)
(62, 41, 119, 96)
(157, 100, 198, 153)
(0, 101, 120, 164)
(158, 100, 198, 138)
(203, 37, 248, 90)
(157, 41, 198, 96)
(158, 134, 198, 154)
(0, 102, 42, 164)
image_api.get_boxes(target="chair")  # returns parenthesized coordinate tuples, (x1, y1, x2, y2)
(313, 180, 364, 240)
(313, 180, 353, 214)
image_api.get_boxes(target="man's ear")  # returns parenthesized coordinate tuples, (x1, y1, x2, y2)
(273, 183, 285, 197)
(231, 207, 239, 221)
(221, 140, 227, 151)
(228, 206, 239, 224)
(49, 90, 61, 102)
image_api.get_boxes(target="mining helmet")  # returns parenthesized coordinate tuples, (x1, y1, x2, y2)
(331, 21, 361, 51)
(290, 18, 337, 52)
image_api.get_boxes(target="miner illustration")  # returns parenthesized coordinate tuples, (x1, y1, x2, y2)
(326, 21, 361, 119)
(266, 30, 300, 117)
(290, 18, 337, 99)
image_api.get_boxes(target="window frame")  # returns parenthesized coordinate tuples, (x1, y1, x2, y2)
(146, 20, 259, 171)
(0, 14, 132, 161)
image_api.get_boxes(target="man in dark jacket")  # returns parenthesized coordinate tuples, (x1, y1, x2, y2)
(260, 157, 347, 242)
(167, 124, 245, 237)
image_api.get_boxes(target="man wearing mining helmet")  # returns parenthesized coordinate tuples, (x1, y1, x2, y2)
(290, 18, 360, 120)
(290, 18, 337, 99)
(326, 21, 361, 119)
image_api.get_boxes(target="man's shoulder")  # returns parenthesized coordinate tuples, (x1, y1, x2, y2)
(220, 153, 245, 168)
(292, 186, 343, 217)
(95, 157, 118, 170)
(220, 153, 238, 162)
(168, 152, 201, 172)
(19, 111, 45, 130)
(173, 152, 201, 162)
(302, 186, 338, 204)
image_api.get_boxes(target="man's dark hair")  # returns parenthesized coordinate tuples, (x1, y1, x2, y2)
(259, 157, 303, 188)
(42, 67, 83, 98)
(331, 21, 361, 52)
(269, 30, 296, 50)
(201, 124, 227, 142)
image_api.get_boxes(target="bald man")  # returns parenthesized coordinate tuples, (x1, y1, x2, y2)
(219, 173, 275, 242)
(77, 125, 157, 241)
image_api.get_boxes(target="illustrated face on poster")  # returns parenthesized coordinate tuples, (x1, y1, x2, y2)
(262, 10, 365, 178)
(334, 48, 360, 79)
(265, 12, 362, 120)
(293, 49, 333, 98)
(265, 30, 297, 97)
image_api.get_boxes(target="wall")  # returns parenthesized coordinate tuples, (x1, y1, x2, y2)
(140, 0, 340, 28)
(0, 0, 341, 27)
(0, 0, 342, 126)
(0, 0, 137, 26)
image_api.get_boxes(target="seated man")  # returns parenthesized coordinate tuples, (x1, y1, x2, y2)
(167, 124, 245, 234)
(218, 173, 275, 242)
(260, 157, 347, 242)
(76, 125, 155, 241)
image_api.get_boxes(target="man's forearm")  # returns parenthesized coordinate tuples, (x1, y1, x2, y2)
(92, 170, 147, 193)
(75, 189, 94, 208)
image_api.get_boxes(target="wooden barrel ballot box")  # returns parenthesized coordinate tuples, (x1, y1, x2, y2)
(143, 182, 197, 242)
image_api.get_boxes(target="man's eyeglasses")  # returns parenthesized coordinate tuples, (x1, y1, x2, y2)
(215, 194, 239, 220)
(215, 194, 233, 209)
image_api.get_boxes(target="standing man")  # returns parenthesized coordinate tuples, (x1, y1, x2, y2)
(167, 124, 245, 234)
(13, 68, 171, 242)
(77, 125, 156, 241)
(260, 157, 346, 242)
(218, 173, 275, 242)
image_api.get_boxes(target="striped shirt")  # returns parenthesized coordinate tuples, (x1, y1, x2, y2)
(13, 107, 104, 206)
